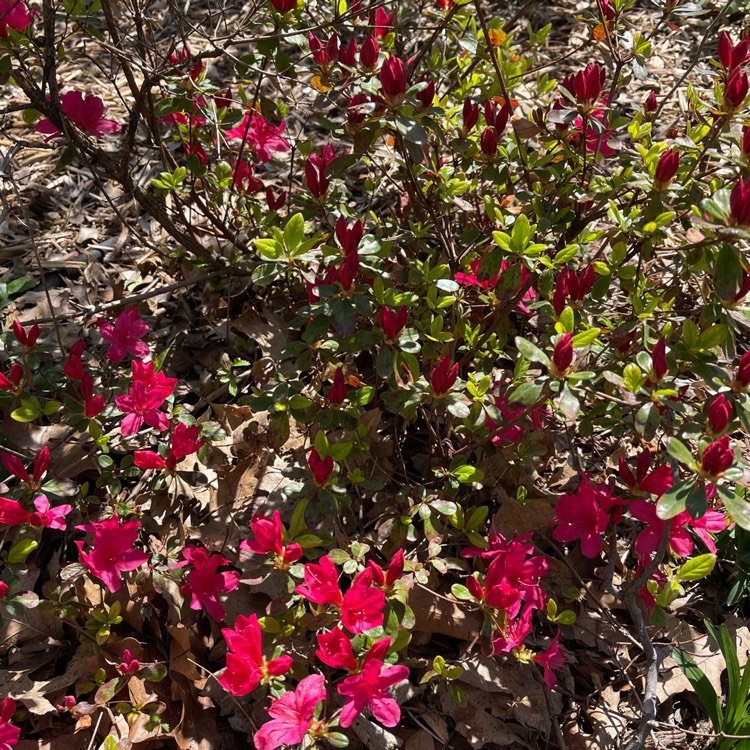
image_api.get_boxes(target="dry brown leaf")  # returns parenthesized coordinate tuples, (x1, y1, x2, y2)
(410, 583, 483, 641)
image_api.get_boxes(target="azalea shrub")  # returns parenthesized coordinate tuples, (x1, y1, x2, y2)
(2, 0, 750, 748)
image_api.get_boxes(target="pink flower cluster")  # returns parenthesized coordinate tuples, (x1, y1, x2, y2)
(134, 422, 205, 471)
(240, 509, 302, 568)
(115, 361, 177, 436)
(177, 546, 240, 622)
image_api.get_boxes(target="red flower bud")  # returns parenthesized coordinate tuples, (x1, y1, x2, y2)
(707, 393, 733, 434)
(598, 0, 615, 20)
(724, 68, 749, 111)
(562, 63, 605, 107)
(347, 94, 370, 128)
(337, 250, 359, 291)
(416, 78, 435, 111)
(742, 125, 750, 160)
(12, 320, 40, 351)
(644, 91, 658, 112)
(718, 30, 733, 69)
(266, 188, 287, 210)
(480, 126, 497, 156)
(33, 446, 50, 482)
(379, 56, 407, 105)
(359, 35, 380, 70)
(328, 368, 347, 404)
(466, 575, 484, 601)
(380, 306, 407, 340)
(335, 216, 364, 254)
(737, 350, 750, 388)
(462, 98, 479, 133)
(309, 448, 334, 485)
(305, 153, 330, 200)
(551, 333, 574, 375)
(374, 7, 393, 39)
(430, 355, 459, 395)
(654, 148, 680, 191)
(338, 37, 358, 68)
(215, 88, 232, 110)
(730, 177, 750, 227)
(268, 0, 296, 13)
(701, 434, 734, 478)
(651, 337, 668, 382)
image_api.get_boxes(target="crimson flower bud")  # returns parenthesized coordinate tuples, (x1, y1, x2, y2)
(338, 37, 357, 68)
(651, 337, 668, 382)
(732, 269, 750, 304)
(266, 188, 286, 210)
(384, 548, 404, 586)
(416, 78, 435, 110)
(644, 91, 658, 113)
(0, 581, 7, 600)
(730, 177, 750, 227)
(563, 63, 605, 108)
(305, 153, 329, 200)
(268, 0, 296, 13)
(552, 268, 570, 317)
(718, 30, 733, 69)
(360, 35, 380, 70)
(309, 32, 338, 66)
(374, 7, 393, 39)
(64, 339, 85, 380)
(707, 393, 733, 434)
(724, 68, 749, 111)
(347, 93, 369, 127)
(12, 320, 40, 352)
(480, 126, 497, 156)
(379, 56, 407, 105)
(701, 434, 734, 478)
(462, 98, 479, 132)
(336, 251, 359, 291)
(328, 368, 347, 404)
(742, 125, 750, 162)
(550, 333, 574, 376)
(380, 306, 407, 340)
(309, 449, 334, 485)
(335, 216, 364, 254)
(33, 446, 50, 482)
(215, 88, 232, 110)
(466, 575, 484, 601)
(654, 148, 680, 191)
(736, 350, 750, 388)
(598, 0, 615, 20)
(430, 355, 459, 395)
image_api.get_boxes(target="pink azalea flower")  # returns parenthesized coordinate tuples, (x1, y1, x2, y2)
(36, 91, 122, 140)
(131, 360, 177, 397)
(97, 308, 150, 363)
(532, 631, 565, 689)
(295, 556, 343, 606)
(76, 517, 149, 593)
(316, 626, 358, 671)
(629, 499, 728, 559)
(254, 674, 327, 750)
(134, 422, 205, 471)
(456, 259, 536, 312)
(239, 510, 302, 566)
(341, 570, 386, 634)
(0, 0, 34, 36)
(492, 605, 533, 653)
(618, 450, 672, 497)
(552, 476, 624, 558)
(0, 697, 20, 750)
(224, 114, 290, 163)
(178, 545, 240, 622)
(483, 536, 549, 616)
(462, 528, 518, 560)
(219, 614, 293, 695)
(338, 658, 410, 728)
(29, 495, 72, 530)
(115, 381, 170, 436)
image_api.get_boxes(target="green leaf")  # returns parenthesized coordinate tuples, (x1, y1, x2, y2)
(139, 663, 168, 682)
(454, 465, 484, 484)
(676, 554, 716, 581)
(508, 381, 543, 405)
(451, 583, 474, 601)
(571, 328, 600, 347)
(515, 336, 550, 365)
(717, 484, 750, 531)
(671, 648, 722, 730)
(666, 437, 695, 467)
(283, 213, 305, 250)
(656, 480, 694, 519)
(430, 499, 458, 515)
(555, 383, 580, 420)
(255, 238, 283, 260)
(95, 677, 124, 705)
(696, 324, 728, 351)
(7, 539, 37, 564)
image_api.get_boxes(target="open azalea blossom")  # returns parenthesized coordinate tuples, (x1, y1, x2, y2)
(76, 517, 149, 593)
(552, 476, 625, 558)
(295, 555, 343, 606)
(456, 259, 536, 312)
(36, 91, 122, 140)
(340, 569, 386, 634)
(0, 0, 34, 36)
(134, 421, 205, 471)
(316, 627, 359, 671)
(532, 632, 565, 690)
(254, 673, 327, 750)
(178, 545, 241, 622)
(116, 361, 177, 436)
(224, 113, 290, 162)
(0, 697, 19, 750)
(219, 614, 293, 695)
(492, 604, 533, 653)
(240, 509, 302, 567)
(618, 450, 672, 497)
(338, 658, 410, 728)
(629, 499, 728, 559)
(98, 308, 150, 363)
